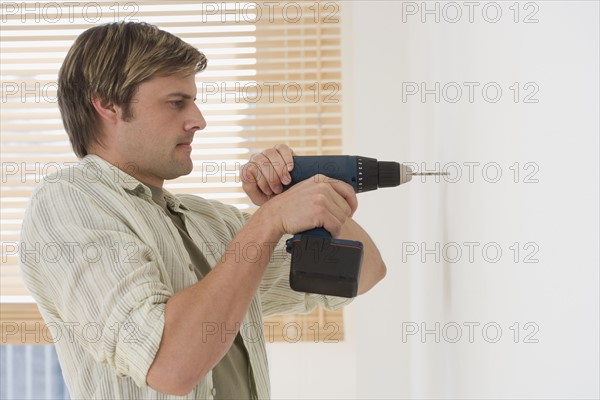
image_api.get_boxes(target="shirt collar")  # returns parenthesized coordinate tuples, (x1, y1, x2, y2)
(81, 154, 189, 211)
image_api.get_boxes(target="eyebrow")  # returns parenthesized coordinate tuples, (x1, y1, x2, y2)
(165, 92, 196, 100)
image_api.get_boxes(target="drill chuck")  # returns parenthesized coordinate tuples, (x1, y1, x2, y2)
(378, 161, 414, 187)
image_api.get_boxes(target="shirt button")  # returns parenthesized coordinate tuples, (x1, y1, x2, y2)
(211, 388, 217, 396)
(188, 263, 194, 271)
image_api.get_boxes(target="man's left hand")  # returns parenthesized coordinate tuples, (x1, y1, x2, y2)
(241, 144, 295, 206)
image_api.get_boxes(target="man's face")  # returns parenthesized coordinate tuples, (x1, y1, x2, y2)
(113, 73, 206, 187)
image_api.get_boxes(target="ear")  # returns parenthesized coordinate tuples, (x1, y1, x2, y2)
(90, 97, 119, 124)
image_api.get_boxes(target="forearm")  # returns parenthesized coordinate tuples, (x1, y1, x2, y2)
(339, 218, 386, 295)
(147, 206, 281, 395)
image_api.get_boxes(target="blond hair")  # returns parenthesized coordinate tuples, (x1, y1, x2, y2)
(58, 22, 207, 158)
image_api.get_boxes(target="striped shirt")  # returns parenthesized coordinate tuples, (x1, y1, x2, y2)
(20, 155, 352, 399)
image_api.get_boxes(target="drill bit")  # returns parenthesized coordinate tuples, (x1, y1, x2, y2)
(409, 172, 450, 176)
(398, 164, 449, 184)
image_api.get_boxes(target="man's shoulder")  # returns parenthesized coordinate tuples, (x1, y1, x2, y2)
(32, 155, 136, 198)
(26, 156, 139, 223)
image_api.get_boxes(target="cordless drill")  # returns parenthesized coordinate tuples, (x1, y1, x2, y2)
(283, 155, 444, 298)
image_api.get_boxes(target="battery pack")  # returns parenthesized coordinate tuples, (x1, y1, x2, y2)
(285, 234, 363, 298)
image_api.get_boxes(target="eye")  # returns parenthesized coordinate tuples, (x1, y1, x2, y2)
(168, 100, 184, 109)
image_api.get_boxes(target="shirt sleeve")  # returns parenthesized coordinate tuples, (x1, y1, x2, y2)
(20, 180, 171, 388)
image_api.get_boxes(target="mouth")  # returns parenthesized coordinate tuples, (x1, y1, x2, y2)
(176, 143, 193, 154)
(176, 138, 194, 150)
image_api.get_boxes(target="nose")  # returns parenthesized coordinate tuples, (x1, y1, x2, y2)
(185, 103, 207, 132)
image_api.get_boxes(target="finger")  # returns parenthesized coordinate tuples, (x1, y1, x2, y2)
(242, 180, 270, 206)
(320, 209, 344, 238)
(312, 174, 357, 216)
(327, 179, 358, 215)
(324, 185, 353, 219)
(241, 162, 272, 205)
(309, 177, 352, 221)
(259, 148, 288, 192)
(305, 182, 347, 236)
(273, 144, 295, 176)
(240, 161, 259, 184)
(244, 159, 274, 197)
(262, 147, 290, 185)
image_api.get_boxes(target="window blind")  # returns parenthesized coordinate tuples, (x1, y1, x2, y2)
(1, 0, 343, 343)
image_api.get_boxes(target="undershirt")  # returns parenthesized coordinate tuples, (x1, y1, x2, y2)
(148, 185, 254, 400)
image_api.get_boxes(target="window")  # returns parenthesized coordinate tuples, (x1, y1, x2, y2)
(1, 0, 344, 347)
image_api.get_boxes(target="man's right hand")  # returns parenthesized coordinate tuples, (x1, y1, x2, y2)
(258, 173, 358, 238)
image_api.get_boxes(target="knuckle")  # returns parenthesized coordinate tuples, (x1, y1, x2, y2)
(241, 164, 257, 182)
(311, 215, 321, 228)
(312, 203, 326, 216)
(315, 193, 327, 205)
(339, 213, 348, 225)
(344, 204, 352, 215)
(262, 148, 277, 158)
(330, 222, 341, 236)
(316, 175, 330, 186)
(249, 153, 263, 163)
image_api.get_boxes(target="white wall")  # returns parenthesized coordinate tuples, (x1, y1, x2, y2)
(269, 1, 599, 398)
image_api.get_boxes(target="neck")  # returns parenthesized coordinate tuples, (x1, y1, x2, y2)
(88, 149, 164, 189)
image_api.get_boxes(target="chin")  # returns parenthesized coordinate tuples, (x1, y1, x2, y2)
(166, 159, 194, 179)
(180, 164, 194, 176)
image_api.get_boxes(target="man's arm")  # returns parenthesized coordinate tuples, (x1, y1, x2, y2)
(146, 205, 279, 395)
(339, 217, 387, 295)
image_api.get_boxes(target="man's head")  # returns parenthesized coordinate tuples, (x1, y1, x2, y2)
(58, 22, 206, 157)
(58, 22, 208, 185)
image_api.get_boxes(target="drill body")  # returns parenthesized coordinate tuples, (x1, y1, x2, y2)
(283, 155, 405, 298)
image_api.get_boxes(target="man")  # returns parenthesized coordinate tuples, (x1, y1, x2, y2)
(20, 22, 386, 399)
